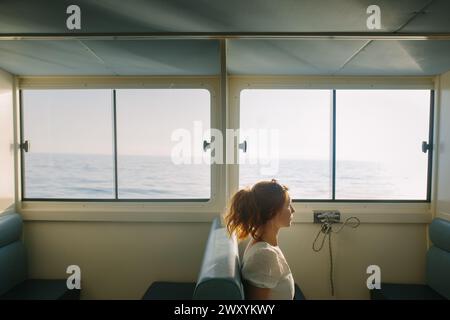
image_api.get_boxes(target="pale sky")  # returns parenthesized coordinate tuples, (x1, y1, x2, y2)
(23, 88, 431, 171)
(23, 89, 210, 156)
(240, 89, 430, 168)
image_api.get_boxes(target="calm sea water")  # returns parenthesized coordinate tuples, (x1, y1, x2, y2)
(24, 153, 427, 200)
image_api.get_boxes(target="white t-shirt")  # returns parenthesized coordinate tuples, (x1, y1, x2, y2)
(241, 241, 295, 300)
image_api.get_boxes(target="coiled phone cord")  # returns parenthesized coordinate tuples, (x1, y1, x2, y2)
(312, 217, 361, 296)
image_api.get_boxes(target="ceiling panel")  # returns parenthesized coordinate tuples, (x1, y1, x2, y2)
(1, 39, 449, 76)
(1, 0, 449, 77)
(0, 0, 445, 34)
(82, 40, 220, 75)
(228, 39, 450, 76)
(227, 40, 367, 75)
(338, 40, 450, 76)
(0, 40, 220, 76)
(0, 41, 113, 75)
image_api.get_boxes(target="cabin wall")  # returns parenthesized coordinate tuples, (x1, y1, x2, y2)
(23, 219, 427, 299)
(17, 76, 429, 300)
(436, 70, 450, 221)
(0, 68, 15, 215)
(23, 221, 211, 299)
(278, 223, 427, 299)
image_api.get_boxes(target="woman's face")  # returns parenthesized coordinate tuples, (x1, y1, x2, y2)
(275, 193, 295, 228)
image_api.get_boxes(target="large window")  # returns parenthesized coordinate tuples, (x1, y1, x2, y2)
(336, 90, 432, 200)
(115, 89, 210, 199)
(21, 87, 433, 202)
(22, 89, 115, 199)
(21, 88, 211, 200)
(239, 89, 433, 201)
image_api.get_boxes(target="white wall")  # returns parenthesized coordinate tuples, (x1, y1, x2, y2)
(23, 221, 212, 299)
(280, 223, 427, 299)
(436, 70, 450, 221)
(0, 68, 15, 214)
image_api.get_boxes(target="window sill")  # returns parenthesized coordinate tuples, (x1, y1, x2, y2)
(18, 201, 432, 223)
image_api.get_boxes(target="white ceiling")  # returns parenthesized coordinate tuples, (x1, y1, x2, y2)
(0, 0, 449, 76)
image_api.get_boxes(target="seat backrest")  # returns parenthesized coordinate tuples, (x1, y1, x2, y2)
(0, 213, 27, 295)
(427, 218, 450, 299)
(193, 216, 245, 300)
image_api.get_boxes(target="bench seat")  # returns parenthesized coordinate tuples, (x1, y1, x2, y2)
(1, 279, 80, 300)
(371, 218, 450, 300)
(144, 281, 306, 300)
(370, 283, 445, 300)
(143, 216, 306, 300)
(142, 282, 197, 300)
(0, 213, 80, 300)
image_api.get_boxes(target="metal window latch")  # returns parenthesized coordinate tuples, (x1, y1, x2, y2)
(422, 141, 432, 153)
(205, 140, 246, 152)
(20, 140, 30, 152)
(203, 140, 211, 152)
(239, 140, 247, 153)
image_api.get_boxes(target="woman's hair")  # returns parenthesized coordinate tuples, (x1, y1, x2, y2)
(224, 179, 289, 240)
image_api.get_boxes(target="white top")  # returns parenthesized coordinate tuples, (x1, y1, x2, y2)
(241, 241, 295, 300)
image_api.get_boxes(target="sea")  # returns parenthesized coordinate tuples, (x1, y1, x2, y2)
(23, 153, 427, 200)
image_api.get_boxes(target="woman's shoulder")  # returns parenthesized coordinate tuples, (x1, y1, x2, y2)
(243, 241, 281, 261)
(246, 239, 280, 251)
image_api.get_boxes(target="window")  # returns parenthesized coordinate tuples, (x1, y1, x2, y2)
(238, 88, 433, 201)
(21, 89, 115, 199)
(21, 86, 433, 202)
(239, 89, 332, 199)
(115, 89, 210, 199)
(20, 88, 211, 200)
(336, 90, 432, 200)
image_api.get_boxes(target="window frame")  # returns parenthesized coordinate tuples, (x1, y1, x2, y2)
(15, 75, 436, 222)
(230, 76, 436, 204)
(333, 88, 434, 202)
(17, 76, 224, 219)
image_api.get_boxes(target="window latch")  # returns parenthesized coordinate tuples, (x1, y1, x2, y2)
(203, 140, 211, 152)
(205, 140, 246, 152)
(422, 141, 431, 153)
(20, 140, 30, 153)
(239, 140, 247, 153)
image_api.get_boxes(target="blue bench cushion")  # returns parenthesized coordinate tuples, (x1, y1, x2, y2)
(429, 218, 450, 252)
(427, 245, 450, 299)
(193, 217, 244, 300)
(142, 282, 196, 300)
(1, 214, 80, 300)
(370, 283, 445, 300)
(294, 283, 306, 300)
(0, 279, 80, 300)
(427, 219, 450, 299)
(143, 281, 305, 300)
(0, 214, 22, 247)
(0, 214, 27, 295)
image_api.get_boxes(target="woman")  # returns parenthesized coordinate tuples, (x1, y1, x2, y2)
(224, 179, 296, 300)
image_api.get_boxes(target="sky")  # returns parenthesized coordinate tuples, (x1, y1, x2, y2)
(240, 89, 430, 166)
(22, 88, 210, 157)
(23, 88, 431, 171)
